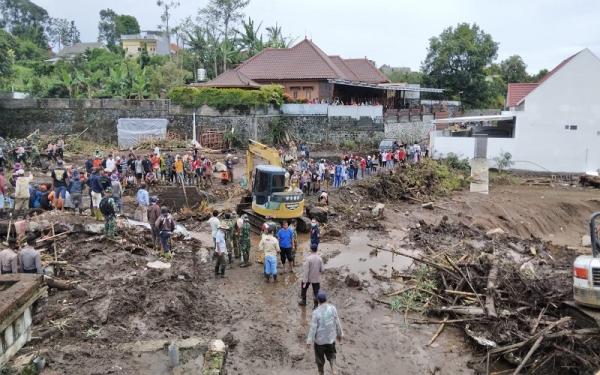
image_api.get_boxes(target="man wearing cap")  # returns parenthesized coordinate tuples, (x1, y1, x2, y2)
(147, 196, 161, 249)
(14, 169, 33, 211)
(300, 243, 324, 308)
(19, 235, 42, 274)
(155, 206, 176, 256)
(214, 222, 228, 277)
(101, 188, 117, 239)
(239, 214, 251, 267)
(51, 160, 69, 210)
(259, 226, 280, 282)
(307, 291, 344, 375)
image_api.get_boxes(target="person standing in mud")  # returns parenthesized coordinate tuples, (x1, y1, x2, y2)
(239, 214, 251, 267)
(155, 206, 176, 257)
(222, 213, 235, 265)
(147, 197, 161, 249)
(300, 243, 323, 308)
(307, 291, 343, 375)
(277, 221, 294, 273)
(214, 223, 228, 278)
(310, 219, 320, 250)
(259, 226, 280, 282)
(100, 188, 117, 239)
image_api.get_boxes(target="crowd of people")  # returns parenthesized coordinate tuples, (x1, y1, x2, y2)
(283, 140, 427, 194)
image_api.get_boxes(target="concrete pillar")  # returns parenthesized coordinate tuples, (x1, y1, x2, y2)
(4, 324, 14, 347)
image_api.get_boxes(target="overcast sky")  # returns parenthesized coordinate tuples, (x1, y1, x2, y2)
(33, 0, 600, 73)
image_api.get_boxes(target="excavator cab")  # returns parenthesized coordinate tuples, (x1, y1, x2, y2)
(252, 165, 304, 219)
(236, 140, 309, 232)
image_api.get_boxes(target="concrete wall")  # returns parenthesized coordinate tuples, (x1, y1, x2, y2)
(0, 306, 32, 366)
(0, 98, 387, 148)
(513, 49, 600, 172)
(430, 131, 517, 169)
(385, 121, 434, 144)
(431, 50, 600, 173)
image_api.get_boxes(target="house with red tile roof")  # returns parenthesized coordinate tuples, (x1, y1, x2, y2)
(200, 39, 391, 104)
(432, 48, 600, 173)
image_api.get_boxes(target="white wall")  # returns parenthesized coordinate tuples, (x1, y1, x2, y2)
(514, 49, 600, 172)
(327, 105, 383, 119)
(431, 132, 516, 168)
(280, 104, 383, 119)
(432, 49, 600, 173)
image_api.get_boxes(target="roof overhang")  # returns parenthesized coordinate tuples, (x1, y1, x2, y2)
(328, 79, 444, 93)
(433, 114, 515, 125)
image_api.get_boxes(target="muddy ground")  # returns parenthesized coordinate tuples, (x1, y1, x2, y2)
(6, 152, 600, 374)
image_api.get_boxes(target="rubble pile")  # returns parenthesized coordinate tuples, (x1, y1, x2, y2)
(395, 220, 600, 373)
(338, 159, 469, 204)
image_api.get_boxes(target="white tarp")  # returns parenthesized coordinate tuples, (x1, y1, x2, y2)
(117, 118, 168, 149)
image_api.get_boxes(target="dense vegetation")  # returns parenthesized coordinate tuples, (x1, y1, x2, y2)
(1, 1, 548, 109)
(168, 85, 284, 111)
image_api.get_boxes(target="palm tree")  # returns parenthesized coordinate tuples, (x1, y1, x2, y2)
(59, 69, 75, 97)
(236, 17, 263, 57)
(265, 23, 294, 48)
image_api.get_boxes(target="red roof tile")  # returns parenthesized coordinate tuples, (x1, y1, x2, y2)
(237, 39, 346, 80)
(328, 55, 359, 81)
(342, 58, 390, 84)
(506, 83, 538, 107)
(190, 70, 260, 89)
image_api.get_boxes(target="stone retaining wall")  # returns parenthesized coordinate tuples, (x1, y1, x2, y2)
(0, 99, 426, 148)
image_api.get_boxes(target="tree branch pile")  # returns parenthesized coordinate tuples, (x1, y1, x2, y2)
(398, 219, 600, 373)
(337, 159, 469, 205)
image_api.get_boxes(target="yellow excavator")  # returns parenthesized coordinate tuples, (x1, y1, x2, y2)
(237, 139, 309, 232)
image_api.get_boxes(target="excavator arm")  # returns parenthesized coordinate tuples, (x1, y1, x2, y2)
(246, 139, 282, 190)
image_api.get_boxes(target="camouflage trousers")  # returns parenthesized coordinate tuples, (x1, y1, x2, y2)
(240, 240, 250, 264)
(105, 216, 116, 238)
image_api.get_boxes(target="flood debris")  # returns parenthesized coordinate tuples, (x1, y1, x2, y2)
(389, 220, 600, 373)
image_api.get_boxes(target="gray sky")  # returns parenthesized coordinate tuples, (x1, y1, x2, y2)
(33, 0, 600, 73)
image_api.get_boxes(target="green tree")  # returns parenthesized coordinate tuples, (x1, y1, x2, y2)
(149, 60, 189, 96)
(48, 18, 80, 50)
(98, 9, 118, 46)
(421, 23, 498, 108)
(531, 68, 548, 82)
(0, 35, 15, 87)
(98, 9, 140, 47)
(0, 0, 49, 49)
(201, 0, 249, 72)
(236, 17, 263, 57)
(139, 43, 150, 68)
(265, 22, 292, 48)
(131, 67, 149, 99)
(156, 0, 180, 44)
(116, 15, 140, 37)
(499, 55, 529, 83)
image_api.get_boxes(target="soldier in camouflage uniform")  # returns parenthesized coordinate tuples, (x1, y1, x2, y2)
(239, 214, 251, 267)
(223, 213, 235, 265)
(232, 215, 241, 259)
(101, 188, 117, 239)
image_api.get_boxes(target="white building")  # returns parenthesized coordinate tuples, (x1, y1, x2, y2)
(431, 48, 600, 173)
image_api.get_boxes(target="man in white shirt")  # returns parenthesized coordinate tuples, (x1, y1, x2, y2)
(214, 223, 228, 277)
(307, 291, 343, 375)
(207, 210, 220, 250)
(105, 154, 116, 173)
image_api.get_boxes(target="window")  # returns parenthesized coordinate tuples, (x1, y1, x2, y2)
(303, 87, 313, 100)
(565, 125, 578, 131)
(290, 87, 300, 99)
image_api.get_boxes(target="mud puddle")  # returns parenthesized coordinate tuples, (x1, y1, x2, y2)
(323, 230, 416, 278)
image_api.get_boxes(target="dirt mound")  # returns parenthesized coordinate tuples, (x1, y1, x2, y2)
(337, 160, 468, 205)
(394, 220, 599, 373)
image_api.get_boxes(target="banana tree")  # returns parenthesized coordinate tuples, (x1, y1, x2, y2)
(131, 68, 149, 99)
